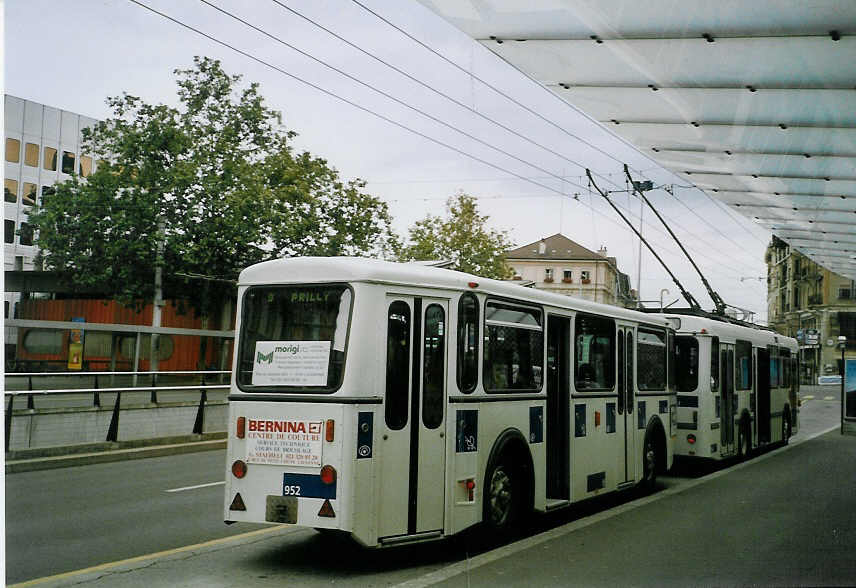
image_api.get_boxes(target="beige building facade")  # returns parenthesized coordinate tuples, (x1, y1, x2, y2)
(766, 236, 856, 382)
(506, 234, 635, 308)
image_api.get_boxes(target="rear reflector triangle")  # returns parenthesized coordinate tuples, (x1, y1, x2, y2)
(318, 499, 336, 518)
(230, 493, 247, 511)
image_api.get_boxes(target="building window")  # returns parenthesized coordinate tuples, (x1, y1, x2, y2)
(839, 288, 851, 300)
(24, 143, 39, 167)
(19, 223, 34, 246)
(4, 179, 18, 203)
(22, 183, 37, 207)
(41, 185, 55, 205)
(544, 268, 554, 282)
(79, 155, 93, 177)
(563, 270, 573, 283)
(5, 220, 15, 244)
(581, 270, 591, 283)
(61, 151, 76, 174)
(6, 138, 20, 163)
(14, 256, 23, 270)
(43, 147, 57, 171)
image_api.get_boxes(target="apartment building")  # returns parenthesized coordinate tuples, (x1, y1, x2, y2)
(506, 233, 635, 307)
(766, 236, 856, 382)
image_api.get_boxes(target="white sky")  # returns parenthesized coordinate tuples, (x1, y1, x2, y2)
(4, 0, 772, 321)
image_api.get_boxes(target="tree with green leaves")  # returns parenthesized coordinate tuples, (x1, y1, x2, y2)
(29, 57, 399, 311)
(401, 192, 514, 279)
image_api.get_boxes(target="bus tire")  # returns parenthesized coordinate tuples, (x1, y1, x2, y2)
(782, 409, 791, 445)
(737, 418, 751, 461)
(482, 432, 532, 537)
(640, 418, 666, 492)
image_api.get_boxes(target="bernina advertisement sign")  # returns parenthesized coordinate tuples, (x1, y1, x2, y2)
(245, 419, 324, 466)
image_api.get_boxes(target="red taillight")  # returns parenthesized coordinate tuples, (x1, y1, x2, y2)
(320, 465, 336, 485)
(236, 417, 246, 439)
(232, 460, 247, 478)
(326, 419, 335, 442)
(687, 434, 696, 445)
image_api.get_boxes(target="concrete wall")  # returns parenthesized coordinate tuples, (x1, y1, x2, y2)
(6, 400, 227, 451)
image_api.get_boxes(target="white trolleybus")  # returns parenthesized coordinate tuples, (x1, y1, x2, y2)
(224, 257, 678, 547)
(669, 314, 799, 461)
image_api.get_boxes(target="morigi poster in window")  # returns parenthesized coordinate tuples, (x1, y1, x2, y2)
(252, 341, 330, 386)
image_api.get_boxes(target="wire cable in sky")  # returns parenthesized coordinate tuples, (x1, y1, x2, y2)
(350, 0, 770, 249)
(125, 0, 762, 296)
(203, 0, 765, 272)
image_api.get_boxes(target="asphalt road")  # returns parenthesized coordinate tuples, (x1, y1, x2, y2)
(4, 451, 265, 584)
(4, 388, 848, 586)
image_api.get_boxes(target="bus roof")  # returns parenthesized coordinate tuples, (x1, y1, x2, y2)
(240, 257, 672, 329)
(665, 313, 797, 349)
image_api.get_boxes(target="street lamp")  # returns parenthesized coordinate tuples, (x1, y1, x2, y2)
(839, 335, 847, 427)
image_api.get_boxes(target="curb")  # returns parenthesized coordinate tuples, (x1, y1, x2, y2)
(5, 439, 226, 474)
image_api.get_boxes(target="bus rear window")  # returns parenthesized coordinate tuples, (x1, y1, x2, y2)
(674, 336, 699, 392)
(237, 285, 351, 391)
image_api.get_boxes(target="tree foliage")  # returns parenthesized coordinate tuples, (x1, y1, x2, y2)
(29, 57, 399, 310)
(401, 192, 514, 279)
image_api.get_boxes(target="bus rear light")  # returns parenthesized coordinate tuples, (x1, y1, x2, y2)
(468, 281, 479, 288)
(687, 434, 696, 444)
(236, 416, 246, 439)
(326, 419, 335, 442)
(232, 460, 248, 478)
(320, 465, 337, 485)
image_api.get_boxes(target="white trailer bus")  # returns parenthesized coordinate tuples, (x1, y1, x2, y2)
(223, 257, 677, 547)
(669, 314, 799, 461)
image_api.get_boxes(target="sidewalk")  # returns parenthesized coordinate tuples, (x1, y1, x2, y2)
(5, 433, 225, 474)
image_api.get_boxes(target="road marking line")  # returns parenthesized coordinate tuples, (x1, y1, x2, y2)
(165, 481, 225, 492)
(9, 525, 294, 587)
(802, 395, 815, 400)
(394, 422, 842, 588)
(824, 396, 835, 401)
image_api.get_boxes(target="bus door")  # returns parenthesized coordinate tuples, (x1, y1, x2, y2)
(546, 314, 570, 501)
(617, 326, 636, 483)
(380, 296, 449, 539)
(757, 347, 771, 443)
(720, 344, 736, 455)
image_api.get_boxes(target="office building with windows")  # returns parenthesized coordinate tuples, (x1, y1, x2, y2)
(766, 236, 856, 382)
(4, 95, 99, 328)
(505, 234, 636, 308)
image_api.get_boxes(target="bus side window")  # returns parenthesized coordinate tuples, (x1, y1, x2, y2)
(423, 304, 445, 429)
(710, 337, 719, 391)
(457, 293, 479, 394)
(386, 302, 411, 430)
(574, 314, 615, 391)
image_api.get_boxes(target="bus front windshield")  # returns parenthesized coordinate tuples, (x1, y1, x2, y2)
(674, 336, 699, 392)
(237, 285, 351, 392)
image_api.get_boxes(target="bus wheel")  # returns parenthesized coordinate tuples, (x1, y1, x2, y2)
(484, 461, 516, 531)
(737, 420, 751, 461)
(782, 411, 791, 445)
(641, 435, 657, 492)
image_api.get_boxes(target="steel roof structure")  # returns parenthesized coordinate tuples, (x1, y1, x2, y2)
(418, 0, 856, 280)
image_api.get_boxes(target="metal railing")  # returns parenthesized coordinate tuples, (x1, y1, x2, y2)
(5, 370, 231, 452)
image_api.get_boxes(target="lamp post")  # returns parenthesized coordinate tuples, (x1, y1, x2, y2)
(838, 335, 846, 431)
